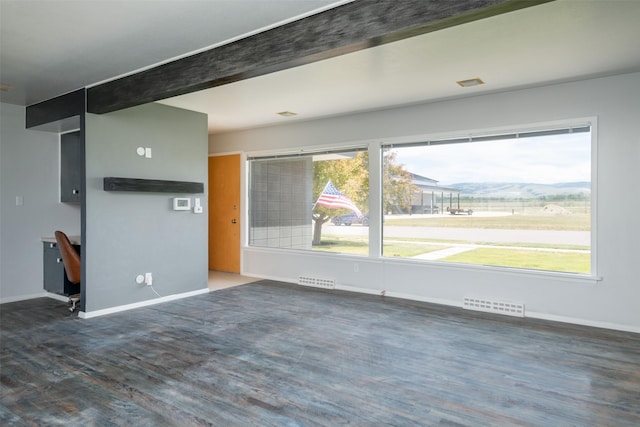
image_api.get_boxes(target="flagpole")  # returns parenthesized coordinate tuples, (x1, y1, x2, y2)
(312, 180, 332, 211)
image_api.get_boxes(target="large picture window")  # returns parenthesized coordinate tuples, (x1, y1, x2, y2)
(248, 149, 369, 254)
(381, 125, 593, 274)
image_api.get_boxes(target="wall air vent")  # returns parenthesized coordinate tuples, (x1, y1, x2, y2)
(298, 275, 335, 290)
(463, 297, 524, 317)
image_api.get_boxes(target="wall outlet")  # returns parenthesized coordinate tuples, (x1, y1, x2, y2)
(135, 274, 145, 284)
(145, 272, 153, 286)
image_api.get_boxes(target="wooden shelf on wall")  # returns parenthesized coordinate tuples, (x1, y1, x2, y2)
(103, 177, 204, 193)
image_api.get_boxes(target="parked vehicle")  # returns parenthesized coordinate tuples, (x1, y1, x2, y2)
(331, 212, 369, 226)
(447, 206, 473, 215)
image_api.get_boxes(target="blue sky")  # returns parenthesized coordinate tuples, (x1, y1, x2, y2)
(392, 132, 591, 185)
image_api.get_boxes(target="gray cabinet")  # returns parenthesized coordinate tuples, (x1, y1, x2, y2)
(60, 131, 82, 203)
(43, 242, 80, 296)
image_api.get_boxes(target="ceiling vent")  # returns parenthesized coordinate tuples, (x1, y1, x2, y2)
(456, 78, 484, 87)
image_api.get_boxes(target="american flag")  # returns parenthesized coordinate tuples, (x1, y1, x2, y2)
(315, 181, 363, 217)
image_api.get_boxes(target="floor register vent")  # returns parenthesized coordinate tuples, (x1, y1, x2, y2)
(298, 276, 335, 290)
(463, 297, 525, 318)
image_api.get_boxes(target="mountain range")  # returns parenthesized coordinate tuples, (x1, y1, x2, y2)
(447, 182, 590, 199)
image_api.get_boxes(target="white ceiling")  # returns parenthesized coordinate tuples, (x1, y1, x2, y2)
(2, 0, 640, 135)
(0, 0, 346, 104)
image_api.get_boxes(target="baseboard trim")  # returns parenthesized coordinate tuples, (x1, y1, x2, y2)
(338, 285, 640, 333)
(254, 278, 640, 334)
(78, 288, 210, 319)
(45, 292, 71, 302)
(337, 284, 461, 307)
(241, 272, 295, 285)
(526, 311, 640, 334)
(0, 292, 49, 304)
(339, 285, 640, 334)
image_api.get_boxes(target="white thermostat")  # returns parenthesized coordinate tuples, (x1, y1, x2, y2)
(173, 197, 191, 211)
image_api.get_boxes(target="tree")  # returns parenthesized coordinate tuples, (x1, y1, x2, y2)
(311, 150, 416, 245)
(383, 150, 416, 214)
(312, 152, 369, 245)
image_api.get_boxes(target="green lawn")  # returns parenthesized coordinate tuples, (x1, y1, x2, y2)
(384, 213, 590, 231)
(315, 240, 590, 273)
(315, 236, 446, 257)
(315, 215, 591, 273)
(442, 248, 590, 274)
(382, 243, 446, 258)
(313, 238, 368, 255)
(383, 237, 589, 251)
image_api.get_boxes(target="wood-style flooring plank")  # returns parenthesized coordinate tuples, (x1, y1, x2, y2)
(1, 280, 639, 426)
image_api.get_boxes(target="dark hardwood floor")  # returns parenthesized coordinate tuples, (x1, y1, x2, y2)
(1, 280, 639, 426)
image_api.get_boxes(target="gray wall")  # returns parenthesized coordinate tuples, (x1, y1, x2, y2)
(210, 72, 640, 332)
(85, 103, 208, 312)
(0, 102, 81, 301)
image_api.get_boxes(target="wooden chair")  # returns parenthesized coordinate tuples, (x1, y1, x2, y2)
(54, 231, 81, 312)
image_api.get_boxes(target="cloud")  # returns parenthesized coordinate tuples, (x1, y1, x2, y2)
(392, 133, 591, 185)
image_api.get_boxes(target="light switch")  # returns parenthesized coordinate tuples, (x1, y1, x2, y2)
(15, 196, 23, 206)
(193, 198, 203, 214)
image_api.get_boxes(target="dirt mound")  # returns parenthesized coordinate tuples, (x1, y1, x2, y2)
(542, 204, 570, 214)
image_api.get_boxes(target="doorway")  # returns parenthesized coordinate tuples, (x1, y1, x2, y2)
(208, 154, 241, 273)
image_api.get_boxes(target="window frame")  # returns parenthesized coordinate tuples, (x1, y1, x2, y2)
(246, 144, 371, 255)
(242, 117, 599, 281)
(378, 118, 598, 280)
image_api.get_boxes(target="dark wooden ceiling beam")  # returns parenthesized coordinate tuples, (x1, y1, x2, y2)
(26, 89, 85, 129)
(86, 0, 551, 114)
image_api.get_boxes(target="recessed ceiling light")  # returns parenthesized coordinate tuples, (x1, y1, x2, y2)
(277, 111, 297, 117)
(0, 83, 12, 92)
(456, 78, 485, 87)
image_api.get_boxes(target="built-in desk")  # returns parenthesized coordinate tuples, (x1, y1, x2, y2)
(42, 236, 81, 296)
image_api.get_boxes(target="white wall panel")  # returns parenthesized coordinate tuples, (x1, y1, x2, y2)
(212, 73, 640, 332)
